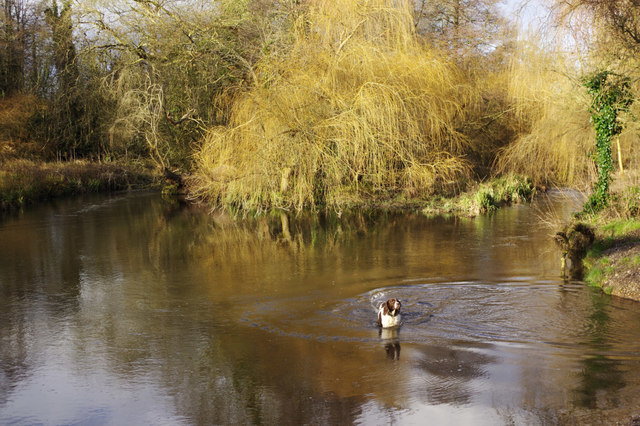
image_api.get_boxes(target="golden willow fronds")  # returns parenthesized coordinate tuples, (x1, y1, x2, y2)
(193, 0, 477, 212)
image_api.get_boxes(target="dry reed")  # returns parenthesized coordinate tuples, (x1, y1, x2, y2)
(0, 159, 155, 210)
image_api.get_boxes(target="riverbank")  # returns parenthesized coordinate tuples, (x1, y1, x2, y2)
(420, 175, 535, 217)
(3, 151, 638, 304)
(1, 154, 534, 218)
(0, 158, 158, 211)
(581, 185, 640, 301)
(584, 218, 640, 300)
(190, 174, 536, 218)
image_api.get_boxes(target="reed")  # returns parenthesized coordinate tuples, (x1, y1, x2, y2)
(193, 0, 477, 213)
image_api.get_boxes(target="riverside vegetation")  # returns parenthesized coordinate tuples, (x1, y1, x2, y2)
(555, 70, 640, 300)
(1, 1, 640, 295)
(578, 183, 640, 301)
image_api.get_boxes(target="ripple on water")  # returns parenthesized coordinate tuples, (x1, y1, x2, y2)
(237, 278, 609, 353)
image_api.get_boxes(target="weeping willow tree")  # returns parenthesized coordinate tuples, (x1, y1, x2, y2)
(494, 38, 597, 187)
(193, 0, 478, 213)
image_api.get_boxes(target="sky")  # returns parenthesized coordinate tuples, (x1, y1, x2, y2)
(500, 0, 550, 31)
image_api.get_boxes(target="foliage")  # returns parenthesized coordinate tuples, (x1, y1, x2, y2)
(9, 0, 640, 216)
(582, 70, 633, 214)
(194, 0, 481, 213)
(45, 0, 77, 92)
(0, 94, 44, 142)
(76, 0, 291, 169)
(471, 174, 535, 215)
(412, 0, 506, 58)
(614, 186, 640, 218)
(1, 0, 528, 211)
(584, 260, 606, 288)
(555, 0, 640, 62)
(0, 0, 27, 95)
(4, 0, 282, 166)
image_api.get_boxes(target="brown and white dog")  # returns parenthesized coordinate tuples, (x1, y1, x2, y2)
(377, 298, 402, 328)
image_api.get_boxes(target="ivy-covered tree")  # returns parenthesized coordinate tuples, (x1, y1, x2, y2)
(583, 70, 633, 213)
(45, 0, 77, 91)
(43, 0, 90, 158)
(1, 0, 26, 96)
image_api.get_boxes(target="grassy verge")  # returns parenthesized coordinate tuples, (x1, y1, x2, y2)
(0, 159, 158, 211)
(581, 186, 640, 300)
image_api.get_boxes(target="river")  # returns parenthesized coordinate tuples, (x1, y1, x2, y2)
(1, 191, 640, 424)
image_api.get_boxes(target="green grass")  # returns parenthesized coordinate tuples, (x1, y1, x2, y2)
(584, 257, 614, 289)
(580, 189, 640, 293)
(616, 255, 640, 267)
(600, 219, 640, 237)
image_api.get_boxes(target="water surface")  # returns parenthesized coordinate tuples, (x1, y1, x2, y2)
(1, 191, 640, 424)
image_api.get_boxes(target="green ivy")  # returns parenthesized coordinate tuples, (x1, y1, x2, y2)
(582, 71, 633, 214)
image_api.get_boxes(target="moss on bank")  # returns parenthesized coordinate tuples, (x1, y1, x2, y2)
(0, 159, 158, 211)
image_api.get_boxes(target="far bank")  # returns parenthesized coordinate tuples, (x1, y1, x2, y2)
(0, 158, 158, 211)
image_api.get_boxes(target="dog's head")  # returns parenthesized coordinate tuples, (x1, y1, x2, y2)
(384, 298, 401, 316)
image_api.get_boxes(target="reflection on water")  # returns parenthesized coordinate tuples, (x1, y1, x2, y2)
(379, 327, 401, 361)
(1, 191, 640, 424)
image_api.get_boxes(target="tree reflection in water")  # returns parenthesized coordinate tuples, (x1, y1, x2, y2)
(573, 293, 624, 409)
(1, 192, 640, 424)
